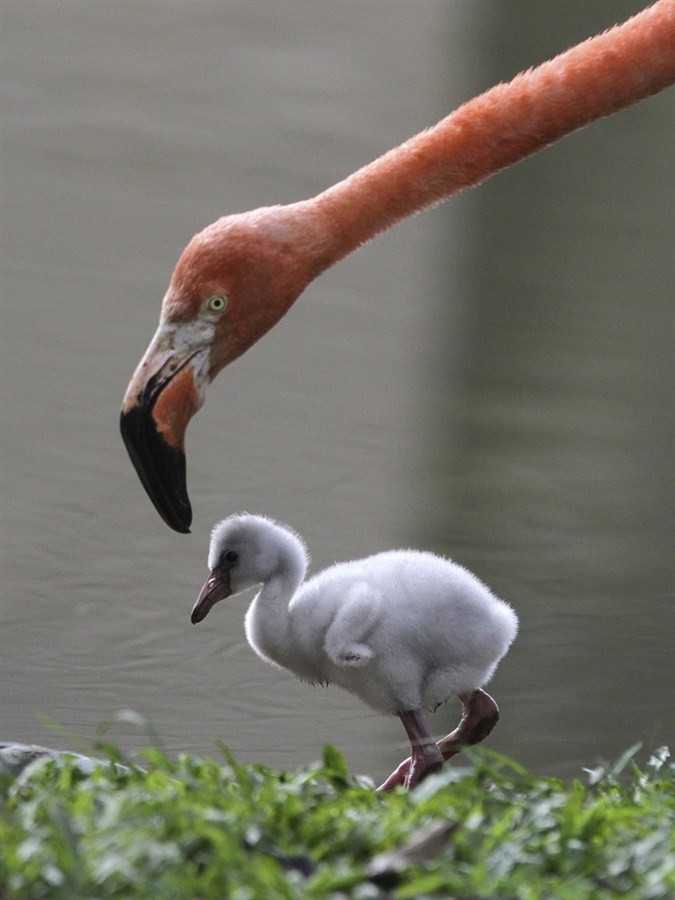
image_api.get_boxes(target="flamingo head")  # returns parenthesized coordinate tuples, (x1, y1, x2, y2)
(120, 203, 330, 532)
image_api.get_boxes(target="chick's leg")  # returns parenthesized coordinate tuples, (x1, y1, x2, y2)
(377, 689, 500, 792)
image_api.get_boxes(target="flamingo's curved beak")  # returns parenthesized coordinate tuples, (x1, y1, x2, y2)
(191, 570, 231, 624)
(120, 322, 211, 533)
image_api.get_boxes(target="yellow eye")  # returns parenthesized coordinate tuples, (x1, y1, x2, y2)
(206, 295, 227, 313)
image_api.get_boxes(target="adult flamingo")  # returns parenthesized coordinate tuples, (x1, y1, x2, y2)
(121, 1, 675, 533)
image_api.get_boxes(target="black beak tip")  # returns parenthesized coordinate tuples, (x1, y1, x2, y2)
(120, 407, 193, 533)
(191, 602, 209, 624)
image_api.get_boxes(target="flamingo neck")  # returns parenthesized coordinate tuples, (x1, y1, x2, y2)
(245, 558, 307, 670)
(307, 0, 675, 266)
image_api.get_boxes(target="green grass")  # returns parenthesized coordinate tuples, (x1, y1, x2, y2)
(1, 739, 673, 899)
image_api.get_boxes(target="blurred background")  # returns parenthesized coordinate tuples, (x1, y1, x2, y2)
(1, 0, 672, 783)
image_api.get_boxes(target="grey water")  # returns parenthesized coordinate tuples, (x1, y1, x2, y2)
(1, 0, 672, 785)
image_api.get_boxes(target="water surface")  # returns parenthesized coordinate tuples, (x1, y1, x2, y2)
(1, 0, 672, 783)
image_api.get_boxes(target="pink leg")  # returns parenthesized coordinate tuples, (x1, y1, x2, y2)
(377, 689, 500, 792)
(395, 709, 444, 790)
(436, 688, 500, 760)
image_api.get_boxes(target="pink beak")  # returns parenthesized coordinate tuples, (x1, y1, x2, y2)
(191, 571, 232, 624)
(120, 323, 209, 533)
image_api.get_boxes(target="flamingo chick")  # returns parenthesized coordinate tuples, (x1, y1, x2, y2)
(191, 513, 518, 790)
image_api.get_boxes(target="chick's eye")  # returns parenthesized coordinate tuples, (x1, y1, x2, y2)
(206, 295, 227, 313)
(223, 549, 238, 566)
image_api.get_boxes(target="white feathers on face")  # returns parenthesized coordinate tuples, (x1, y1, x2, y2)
(207, 513, 310, 593)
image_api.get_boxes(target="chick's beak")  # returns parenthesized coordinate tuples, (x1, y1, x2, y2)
(191, 571, 231, 624)
(120, 323, 210, 534)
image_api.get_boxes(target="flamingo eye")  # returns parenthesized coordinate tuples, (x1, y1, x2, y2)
(206, 295, 227, 314)
(223, 549, 238, 566)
